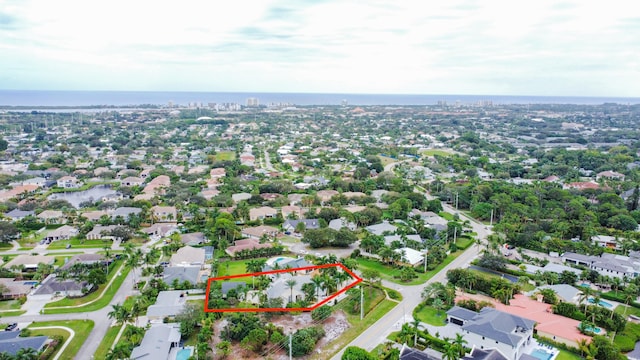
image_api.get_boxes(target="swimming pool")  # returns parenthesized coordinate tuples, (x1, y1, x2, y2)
(588, 297, 613, 308)
(22, 281, 38, 286)
(530, 348, 554, 360)
(581, 324, 602, 334)
(176, 348, 192, 360)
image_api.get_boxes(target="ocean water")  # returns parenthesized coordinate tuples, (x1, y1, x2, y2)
(0, 90, 639, 107)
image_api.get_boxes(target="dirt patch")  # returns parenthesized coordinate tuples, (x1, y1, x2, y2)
(209, 311, 350, 360)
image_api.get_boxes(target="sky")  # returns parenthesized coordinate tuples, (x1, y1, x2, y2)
(0, 0, 638, 96)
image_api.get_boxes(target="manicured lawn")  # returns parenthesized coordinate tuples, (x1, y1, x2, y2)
(48, 238, 113, 249)
(0, 310, 26, 317)
(29, 319, 94, 360)
(414, 305, 446, 326)
(356, 249, 463, 286)
(0, 242, 12, 250)
(377, 155, 397, 166)
(455, 236, 473, 249)
(0, 300, 21, 310)
(420, 149, 454, 157)
(93, 325, 121, 360)
(216, 259, 252, 281)
(556, 349, 583, 360)
(614, 304, 640, 317)
(210, 151, 236, 161)
(440, 212, 454, 221)
(44, 262, 130, 313)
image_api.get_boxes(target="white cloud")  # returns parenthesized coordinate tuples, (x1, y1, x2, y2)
(0, 0, 639, 96)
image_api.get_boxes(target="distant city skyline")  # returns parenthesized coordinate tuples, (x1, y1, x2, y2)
(0, 0, 638, 97)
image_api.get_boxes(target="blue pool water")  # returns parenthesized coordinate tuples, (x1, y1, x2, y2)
(23, 281, 38, 286)
(588, 297, 613, 308)
(530, 348, 554, 360)
(579, 283, 590, 287)
(581, 324, 602, 334)
(176, 348, 192, 360)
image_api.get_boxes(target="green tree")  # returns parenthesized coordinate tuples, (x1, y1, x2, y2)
(342, 346, 376, 360)
(311, 305, 332, 322)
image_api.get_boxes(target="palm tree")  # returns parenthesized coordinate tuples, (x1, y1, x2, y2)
(432, 298, 445, 316)
(453, 333, 468, 357)
(105, 343, 131, 360)
(108, 303, 132, 326)
(15, 347, 38, 360)
(285, 278, 297, 303)
(311, 276, 323, 298)
(578, 286, 593, 314)
(443, 343, 458, 360)
(624, 284, 639, 317)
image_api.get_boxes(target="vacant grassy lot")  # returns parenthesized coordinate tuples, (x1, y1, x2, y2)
(216, 259, 253, 281)
(0, 300, 21, 310)
(420, 149, 455, 157)
(377, 155, 397, 166)
(210, 151, 236, 161)
(29, 319, 94, 360)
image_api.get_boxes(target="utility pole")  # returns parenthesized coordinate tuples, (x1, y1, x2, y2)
(423, 246, 428, 273)
(289, 332, 293, 360)
(454, 226, 457, 243)
(490, 209, 494, 227)
(455, 192, 459, 210)
(360, 285, 364, 320)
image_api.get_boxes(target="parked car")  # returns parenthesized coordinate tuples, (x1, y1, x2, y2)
(5, 323, 18, 331)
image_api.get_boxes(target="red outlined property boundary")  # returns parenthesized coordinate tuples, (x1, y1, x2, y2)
(204, 263, 362, 313)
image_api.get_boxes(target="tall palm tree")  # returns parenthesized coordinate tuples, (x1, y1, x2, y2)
(453, 333, 468, 357)
(443, 343, 458, 360)
(311, 276, 323, 299)
(285, 278, 297, 303)
(624, 284, 639, 317)
(578, 286, 593, 314)
(108, 304, 132, 326)
(15, 347, 38, 360)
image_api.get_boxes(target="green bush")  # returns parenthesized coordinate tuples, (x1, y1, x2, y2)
(387, 289, 402, 300)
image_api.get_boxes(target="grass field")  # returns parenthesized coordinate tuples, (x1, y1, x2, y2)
(420, 149, 455, 157)
(0, 300, 21, 310)
(356, 248, 463, 286)
(0, 310, 26, 317)
(0, 242, 12, 250)
(44, 262, 130, 313)
(48, 238, 113, 249)
(414, 305, 446, 326)
(28, 319, 94, 360)
(210, 151, 236, 162)
(377, 156, 397, 166)
(614, 304, 640, 317)
(216, 259, 252, 281)
(556, 349, 583, 360)
(455, 236, 473, 249)
(93, 325, 121, 360)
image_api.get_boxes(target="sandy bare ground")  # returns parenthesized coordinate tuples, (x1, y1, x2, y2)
(211, 311, 350, 359)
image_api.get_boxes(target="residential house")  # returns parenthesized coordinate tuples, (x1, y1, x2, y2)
(210, 168, 226, 178)
(249, 206, 277, 221)
(120, 176, 144, 187)
(462, 348, 509, 360)
(316, 190, 339, 204)
(80, 210, 108, 221)
(0, 331, 48, 357)
(394, 247, 424, 266)
(563, 181, 600, 191)
(59, 254, 107, 271)
(446, 306, 535, 360)
(399, 344, 442, 360)
(4, 255, 55, 271)
(142, 223, 178, 238)
(221, 282, 248, 297)
(266, 273, 311, 303)
(226, 239, 274, 257)
(596, 170, 625, 181)
(146, 290, 187, 322)
(86, 225, 120, 240)
(0, 278, 34, 299)
(142, 175, 170, 195)
(37, 210, 66, 224)
(32, 274, 92, 297)
(56, 175, 80, 188)
(111, 206, 142, 220)
(170, 246, 205, 267)
(262, 257, 312, 272)
(4, 209, 34, 221)
(525, 284, 582, 304)
(152, 206, 178, 222)
(241, 225, 279, 240)
(281, 205, 304, 219)
(282, 219, 320, 232)
(384, 234, 422, 246)
(0, 185, 39, 202)
(592, 235, 620, 250)
(163, 266, 201, 286)
(180, 232, 207, 246)
(232, 192, 252, 203)
(44, 225, 78, 242)
(562, 252, 640, 280)
(130, 324, 181, 360)
(326, 219, 355, 232)
(365, 221, 398, 236)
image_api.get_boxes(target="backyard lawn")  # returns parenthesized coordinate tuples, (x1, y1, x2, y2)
(28, 319, 94, 360)
(216, 259, 252, 281)
(556, 349, 583, 360)
(48, 238, 113, 249)
(210, 151, 236, 161)
(420, 149, 455, 157)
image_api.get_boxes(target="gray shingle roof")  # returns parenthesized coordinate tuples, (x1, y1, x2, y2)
(163, 266, 200, 285)
(447, 305, 479, 321)
(460, 307, 535, 347)
(0, 331, 47, 356)
(130, 324, 181, 360)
